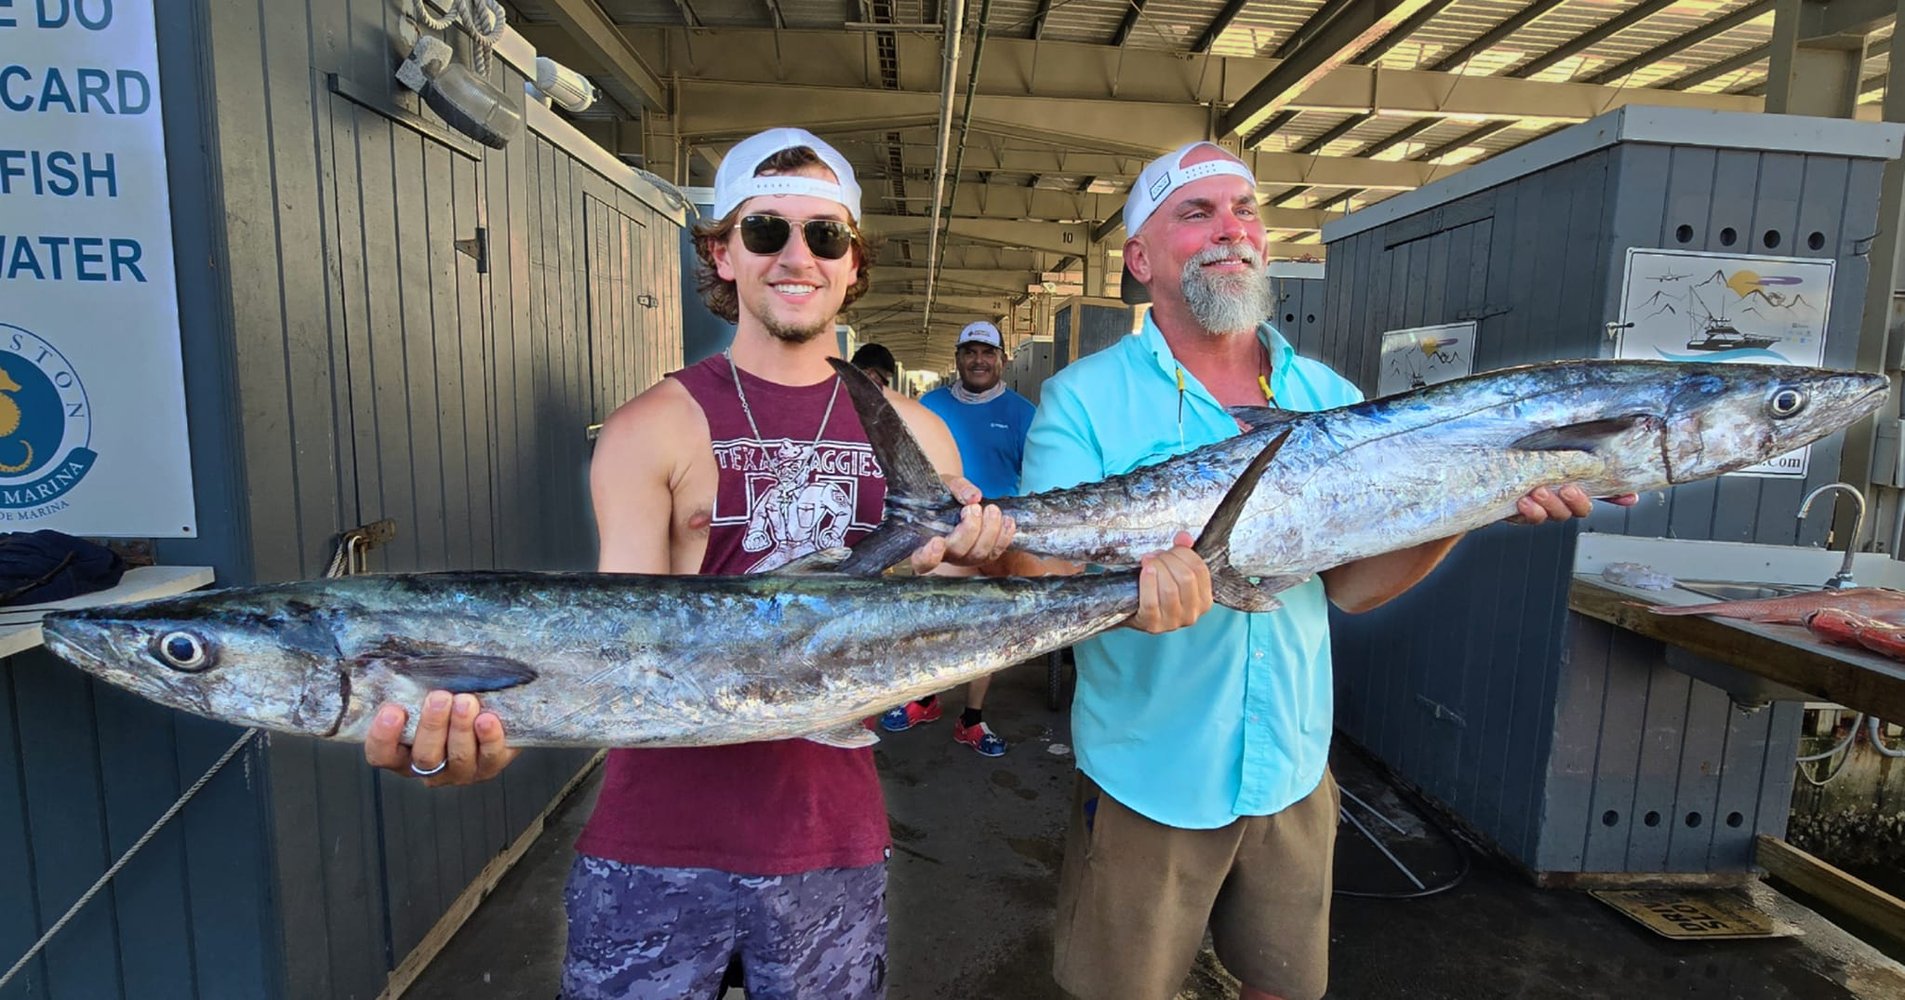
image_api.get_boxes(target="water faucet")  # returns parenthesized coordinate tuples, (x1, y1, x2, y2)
(1798, 482, 1868, 590)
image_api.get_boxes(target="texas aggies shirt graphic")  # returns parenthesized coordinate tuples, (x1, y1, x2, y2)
(711, 435, 884, 572)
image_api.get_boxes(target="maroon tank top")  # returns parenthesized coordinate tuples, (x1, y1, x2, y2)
(574, 353, 892, 875)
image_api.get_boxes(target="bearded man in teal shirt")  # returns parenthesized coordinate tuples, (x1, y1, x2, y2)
(1012, 142, 1637, 1000)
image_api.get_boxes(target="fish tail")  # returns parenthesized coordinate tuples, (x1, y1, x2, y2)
(828, 358, 960, 576)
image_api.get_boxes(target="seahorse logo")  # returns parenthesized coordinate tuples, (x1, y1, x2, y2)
(0, 368, 36, 474)
(0, 323, 95, 513)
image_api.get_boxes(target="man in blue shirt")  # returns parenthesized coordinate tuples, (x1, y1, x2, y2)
(1016, 141, 1633, 1000)
(920, 321, 1037, 499)
(879, 321, 1037, 755)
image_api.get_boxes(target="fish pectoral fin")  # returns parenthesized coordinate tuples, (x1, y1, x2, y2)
(362, 654, 538, 693)
(774, 547, 855, 575)
(1509, 414, 1663, 453)
(805, 722, 880, 749)
(1212, 570, 1302, 613)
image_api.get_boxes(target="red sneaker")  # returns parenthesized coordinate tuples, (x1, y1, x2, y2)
(879, 697, 942, 732)
(954, 720, 1007, 757)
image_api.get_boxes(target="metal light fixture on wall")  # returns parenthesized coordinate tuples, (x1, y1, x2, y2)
(395, 34, 522, 149)
(394, 0, 522, 149)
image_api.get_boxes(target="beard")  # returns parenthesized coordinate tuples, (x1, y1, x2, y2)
(1179, 245, 1271, 336)
(763, 317, 828, 344)
(748, 282, 834, 343)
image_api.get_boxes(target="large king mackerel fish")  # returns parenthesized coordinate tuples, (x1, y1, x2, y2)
(830, 356, 1888, 603)
(38, 429, 1287, 749)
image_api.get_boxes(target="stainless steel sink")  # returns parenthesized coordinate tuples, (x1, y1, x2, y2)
(1675, 581, 1821, 603)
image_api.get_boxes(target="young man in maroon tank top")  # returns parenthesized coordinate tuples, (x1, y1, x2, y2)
(361, 127, 1216, 999)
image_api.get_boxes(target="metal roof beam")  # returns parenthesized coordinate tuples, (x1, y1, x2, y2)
(1584, 0, 1773, 85)
(1425, 0, 1570, 73)
(1663, 43, 1771, 89)
(865, 215, 1093, 254)
(1221, 0, 1439, 137)
(1112, 0, 1149, 47)
(677, 75, 1758, 148)
(1793, 0, 1900, 40)
(1193, 0, 1253, 54)
(537, 0, 670, 110)
(1507, 0, 1681, 80)
(1354, 0, 1460, 65)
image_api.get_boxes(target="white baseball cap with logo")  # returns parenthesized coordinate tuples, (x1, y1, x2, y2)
(956, 321, 1004, 350)
(712, 127, 864, 223)
(1118, 141, 1258, 304)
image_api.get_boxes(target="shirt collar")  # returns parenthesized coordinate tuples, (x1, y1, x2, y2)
(1135, 311, 1300, 401)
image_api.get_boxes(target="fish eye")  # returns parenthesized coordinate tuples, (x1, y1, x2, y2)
(151, 630, 212, 672)
(1768, 388, 1808, 419)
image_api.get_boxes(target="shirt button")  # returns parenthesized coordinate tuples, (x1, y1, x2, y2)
(1253, 650, 1264, 659)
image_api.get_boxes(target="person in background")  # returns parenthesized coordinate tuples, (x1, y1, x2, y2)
(850, 342, 898, 390)
(880, 321, 1037, 757)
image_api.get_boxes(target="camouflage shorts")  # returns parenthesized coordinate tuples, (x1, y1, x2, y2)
(560, 854, 888, 1000)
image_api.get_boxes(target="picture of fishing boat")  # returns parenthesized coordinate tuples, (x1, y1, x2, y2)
(1684, 320, 1780, 352)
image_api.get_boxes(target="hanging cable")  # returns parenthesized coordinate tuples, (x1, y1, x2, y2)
(0, 535, 371, 990)
(1869, 716, 1905, 759)
(920, 0, 967, 333)
(0, 728, 258, 992)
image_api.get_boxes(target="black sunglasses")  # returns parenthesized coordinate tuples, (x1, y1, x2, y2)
(739, 214, 857, 261)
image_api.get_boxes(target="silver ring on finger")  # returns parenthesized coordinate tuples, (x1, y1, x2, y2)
(410, 758, 448, 777)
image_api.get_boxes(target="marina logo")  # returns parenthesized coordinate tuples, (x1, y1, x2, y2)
(0, 324, 94, 512)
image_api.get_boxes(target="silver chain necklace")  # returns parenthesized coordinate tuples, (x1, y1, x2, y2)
(726, 350, 842, 467)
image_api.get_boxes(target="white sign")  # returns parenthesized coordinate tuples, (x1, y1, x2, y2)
(0, 0, 195, 535)
(1378, 321, 1477, 397)
(1615, 248, 1835, 478)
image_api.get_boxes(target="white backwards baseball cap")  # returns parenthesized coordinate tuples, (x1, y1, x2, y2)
(956, 321, 1003, 349)
(1119, 141, 1258, 304)
(712, 127, 864, 223)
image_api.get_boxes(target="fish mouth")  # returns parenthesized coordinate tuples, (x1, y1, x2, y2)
(42, 613, 111, 675)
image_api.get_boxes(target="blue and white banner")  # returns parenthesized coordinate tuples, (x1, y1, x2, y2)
(0, 0, 195, 535)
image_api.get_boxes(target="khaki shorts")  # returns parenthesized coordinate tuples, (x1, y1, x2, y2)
(1052, 769, 1340, 1000)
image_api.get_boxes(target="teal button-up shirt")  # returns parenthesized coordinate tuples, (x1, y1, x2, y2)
(1019, 313, 1364, 829)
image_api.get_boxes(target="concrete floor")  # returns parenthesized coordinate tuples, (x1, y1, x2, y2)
(406, 659, 1905, 999)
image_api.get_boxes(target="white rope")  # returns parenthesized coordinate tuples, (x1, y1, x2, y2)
(408, 0, 508, 74)
(0, 727, 259, 992)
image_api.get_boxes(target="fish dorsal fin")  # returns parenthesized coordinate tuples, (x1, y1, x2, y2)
(828, 357, 957, 577)
(1510, 414, 1662, 453)
(1226, 405, 1299, 432)
(805, 722, 880, 749)
(1192, 428, 1292, 614)
(356, 638, 538, 692)
(827, 358, 955, 509)
(775, 547, 854, 575)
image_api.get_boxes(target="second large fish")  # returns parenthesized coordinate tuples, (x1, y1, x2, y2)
(832, 357, 1887, 606)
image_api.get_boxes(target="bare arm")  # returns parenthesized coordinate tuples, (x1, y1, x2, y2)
(590, 383, 699, 575)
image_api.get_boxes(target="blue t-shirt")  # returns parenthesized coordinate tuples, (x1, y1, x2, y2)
(1019, 315, 1364, 829)
(918, 386, 1037, 500)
